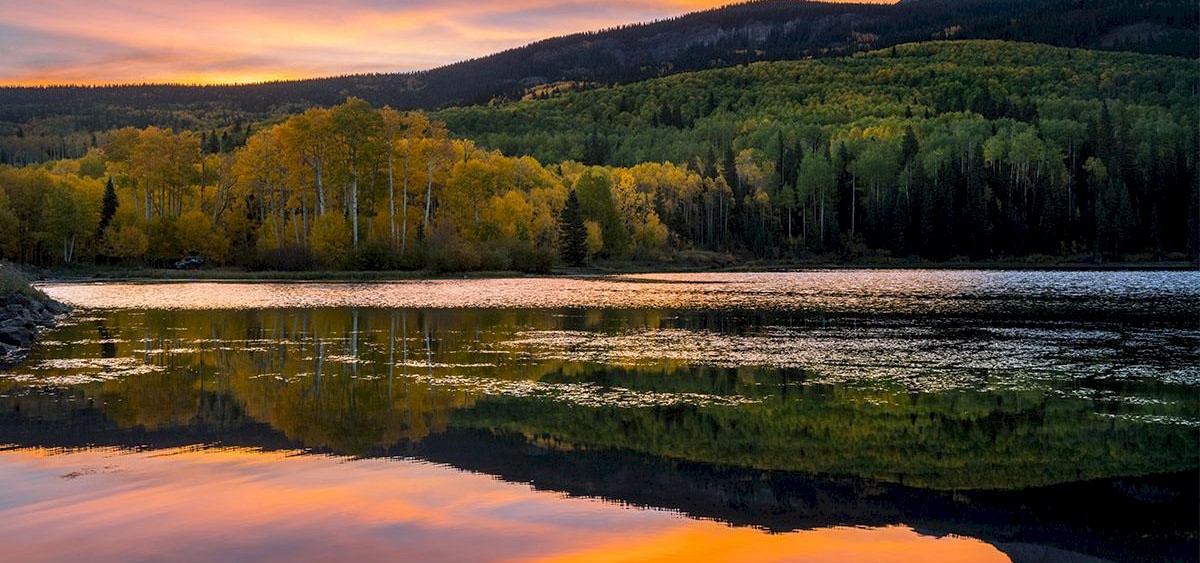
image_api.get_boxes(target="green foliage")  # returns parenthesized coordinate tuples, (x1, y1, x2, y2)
(3, 307, 1193, 491)
(441, 41, 1198, 260)
(348, 240, 403, 271)
(97, 177, 118, 236)
(558, 190, 587, 267)
(573, 170, 629, 257)
(0, 42, 1195, 269)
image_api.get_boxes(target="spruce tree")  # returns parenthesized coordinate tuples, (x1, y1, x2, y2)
(901, 126, 919, 165)
(204, 132, 220, 154)
(98, 177, 119, 236)
(559, 190, 588, 267)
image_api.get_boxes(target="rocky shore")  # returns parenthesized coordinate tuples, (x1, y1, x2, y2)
(0, 265, 70, 369)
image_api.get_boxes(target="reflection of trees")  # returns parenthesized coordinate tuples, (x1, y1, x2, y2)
(456, 383, 1198, 489)
(5, 307, 1197, 488)
(95, 320, 117, 358)
(185, 308, 499, 454)
(16, 308, 574, 455)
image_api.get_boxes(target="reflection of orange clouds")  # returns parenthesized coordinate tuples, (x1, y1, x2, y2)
(0, 447, 1006, 562)
(1, 0, 898, 86)
(532, 525, 1009, 563)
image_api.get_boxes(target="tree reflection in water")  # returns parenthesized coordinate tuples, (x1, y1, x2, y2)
(0, 305, 1196, 561)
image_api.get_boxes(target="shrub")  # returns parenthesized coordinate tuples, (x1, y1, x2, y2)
(254, 245, 315, 271)
(508, 240, 555, 273)
(479, 243, 512, 271)
(424, 221, 481, 273)
(348, 240, 402, 271)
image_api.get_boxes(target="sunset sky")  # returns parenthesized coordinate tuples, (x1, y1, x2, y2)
(0, 0, 893, 86)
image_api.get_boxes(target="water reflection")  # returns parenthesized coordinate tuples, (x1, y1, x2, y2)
(0, 446, 1012, 563)
(41, 270, 1200, 321)
(4, 307, 1195, 489)
(1, 272, 1197, 561)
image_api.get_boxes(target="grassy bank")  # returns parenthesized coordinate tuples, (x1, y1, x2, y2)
(1, 261, 69, 368)
(588, 255, 1200, 274)
(34, 266, 531, 283)
(0, 262, 54, 300)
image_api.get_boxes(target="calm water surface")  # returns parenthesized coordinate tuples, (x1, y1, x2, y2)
(1, 271, 1196, 562)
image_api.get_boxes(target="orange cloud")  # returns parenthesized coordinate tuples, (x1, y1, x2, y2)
(0, 0, 896, 86)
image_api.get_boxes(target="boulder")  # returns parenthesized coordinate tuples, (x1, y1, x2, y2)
(47, 300, 70, 315)
(0, 326, 33, 347)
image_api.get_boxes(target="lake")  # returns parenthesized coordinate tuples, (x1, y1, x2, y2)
(2, 271, 1197, 562)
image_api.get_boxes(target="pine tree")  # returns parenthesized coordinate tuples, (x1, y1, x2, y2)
(901, 126, 919, 165)
(98, 177, 119, 236)
(559, 190, 588, 267)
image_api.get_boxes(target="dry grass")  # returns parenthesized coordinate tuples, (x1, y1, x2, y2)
(0, 261, 49, 301)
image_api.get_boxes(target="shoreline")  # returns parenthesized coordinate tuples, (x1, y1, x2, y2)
(30, 260, 1200, 283)
(0, 263, 70, 368)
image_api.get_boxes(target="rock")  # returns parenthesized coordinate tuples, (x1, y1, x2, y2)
(0, 326, 33, 347)
(0, 286, 69, 368)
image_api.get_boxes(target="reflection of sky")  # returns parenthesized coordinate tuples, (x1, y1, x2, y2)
(0, 447, 1008, 562)
(0, 0, 896, 86)
(40, 271, 1200, 315)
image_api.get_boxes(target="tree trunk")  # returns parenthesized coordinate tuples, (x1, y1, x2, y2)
(388, 140, 397, 246)
(301, 202, 308, 247)
(423, 158, 434, 237)
(850, 177, 857, 240)
(819, 186, 825, 246)
(351, 171, 359, 248)
(62, 235, 74, 265)
(316, 159, 326, 216)
(402, 134, 411, 255)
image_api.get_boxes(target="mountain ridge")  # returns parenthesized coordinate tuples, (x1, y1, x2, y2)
(1, 0, 1193, 105)
(0, 0, 1194, 163)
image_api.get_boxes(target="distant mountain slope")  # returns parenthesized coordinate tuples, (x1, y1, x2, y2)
(431, 39, 1197, 260)
(0, 0, 1193, 136)
(436, 40, 1198, 166)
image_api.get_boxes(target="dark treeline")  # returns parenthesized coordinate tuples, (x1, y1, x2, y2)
(0, 0, 1195, 166)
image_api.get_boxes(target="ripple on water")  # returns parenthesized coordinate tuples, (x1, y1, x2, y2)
(37, 271, 1200, 320)
(9, 272, 1198, 423)
(392, 372, 760, 409)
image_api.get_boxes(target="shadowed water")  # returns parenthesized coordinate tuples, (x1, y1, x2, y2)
(0, 271, 1196, 562)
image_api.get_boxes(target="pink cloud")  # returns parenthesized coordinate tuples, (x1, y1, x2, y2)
(0, 0, 894, 85)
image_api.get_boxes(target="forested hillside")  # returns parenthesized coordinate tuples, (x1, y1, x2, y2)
(0, 41, 1194, 270)
(0, 0, 1194, 165)
(442, 41, 1198, 260)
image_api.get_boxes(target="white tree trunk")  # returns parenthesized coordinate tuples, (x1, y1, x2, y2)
(402, 134, 411, 255)
(316, 158, 326, 216)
